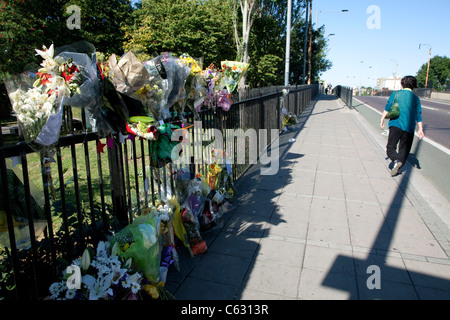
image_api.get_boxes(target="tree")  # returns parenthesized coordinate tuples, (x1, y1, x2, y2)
(230, 0, 260, 89)
(0, 0, 48, 79)
(64, 0, 134, 55)
(416, 55, 450, 91)
(0, 0, 133, 80)
(244, 0, 304, 87)
(122, 0, 235, 66)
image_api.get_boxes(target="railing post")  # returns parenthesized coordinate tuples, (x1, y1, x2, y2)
(108, 134, 128, 226)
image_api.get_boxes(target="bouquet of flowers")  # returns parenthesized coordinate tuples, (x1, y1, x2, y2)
(201, 64, 223, 110)
(110, 213, 162, 283)
(280, 89, 296, 130)
(48, 241, 144, 300)
(4, 45, 71, 147)
(56, 51, 100, 111)
(5, 81, 59, 145)
(216, 88, 233, 111)
(107, 51, 150, 96)
(140, 56, 170, 120)
(282, 108, 297, 128)
(220, 60, 249, 94)
(148, 123, 183, 168)
(156, 203, 180, 272)
(125, 115, 159, 140)
(33, 44, 82, 98)
(178, 53, 203, 115)
(161, 53, 192, 116)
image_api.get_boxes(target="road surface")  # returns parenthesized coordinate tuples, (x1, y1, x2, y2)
(355, 95, 450, 151)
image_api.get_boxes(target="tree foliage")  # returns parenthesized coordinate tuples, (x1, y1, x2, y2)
(0, 0, 133, 80)
(416, 55, 450, 91)
(246, 0, 331, 87)
(122, 0, 235, 66)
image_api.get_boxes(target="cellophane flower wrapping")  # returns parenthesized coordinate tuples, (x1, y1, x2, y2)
(168, 196, 190, 250)
(4, 72, 61, 146)
(198, 64, 225, 111)
(111, 213, 161, 283)
(220, 60, 249, 94)
(140, 56, 170, 120)
(217, 89, 232, 111)
(157, 203, 180, 271)
(178, 54, 203, 115)
(57, 51, 100, 110)
(161, 53, 191, 118)
(177, 177, 212, 254)
(192, 73, 208, 114)
(148, 123, 182, 168)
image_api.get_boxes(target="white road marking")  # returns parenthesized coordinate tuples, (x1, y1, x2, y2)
(422, 105, 439, 111)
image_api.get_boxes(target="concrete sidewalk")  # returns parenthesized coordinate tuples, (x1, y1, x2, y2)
(167, 94, 450, 300)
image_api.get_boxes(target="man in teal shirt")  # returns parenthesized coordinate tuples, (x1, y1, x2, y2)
(380, 76, 425, 176)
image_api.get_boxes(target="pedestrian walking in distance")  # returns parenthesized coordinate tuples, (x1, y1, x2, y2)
(380, 76, 425, 176)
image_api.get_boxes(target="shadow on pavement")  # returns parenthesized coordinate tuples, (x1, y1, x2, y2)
(322, 137, 450, 299)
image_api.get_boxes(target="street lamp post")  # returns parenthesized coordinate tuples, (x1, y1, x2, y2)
(316, 9, 349, 27)
(284, 0, 292, 87)
(419, 44, 432, 88)
(302, 0, 309, 84)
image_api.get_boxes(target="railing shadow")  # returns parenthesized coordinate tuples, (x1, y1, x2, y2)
(322, 138, 450, 299)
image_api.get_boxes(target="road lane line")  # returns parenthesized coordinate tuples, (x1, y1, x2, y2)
(422, 105, 439, 111)
(353, 98, 450, 156)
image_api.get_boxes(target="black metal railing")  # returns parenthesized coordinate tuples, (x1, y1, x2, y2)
(334, 85, 353, 108)
(0, 84, 318, 300)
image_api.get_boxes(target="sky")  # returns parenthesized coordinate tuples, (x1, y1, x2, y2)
(312, 0, 450, 88)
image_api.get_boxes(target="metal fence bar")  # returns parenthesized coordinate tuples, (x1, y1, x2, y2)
(96, 137, 109, 233)
(19, 152, 39, 298)
(56, 146, 71, 257)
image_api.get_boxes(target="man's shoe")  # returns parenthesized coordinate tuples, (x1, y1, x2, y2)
(391, 160, 403, 176)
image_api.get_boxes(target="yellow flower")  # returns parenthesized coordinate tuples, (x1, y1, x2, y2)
(143, 284, 159, 299)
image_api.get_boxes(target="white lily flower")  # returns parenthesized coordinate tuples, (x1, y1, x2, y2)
(111, 242, 120, 257)
(127, 272, 142, 284)
(82, 273, 114, 300)
(96, 241, 110, 258)
(111, 267, 128, 285)
(123, 258, 133, 270)
(35, 44, 54, 60)
(81, 249, 91, 271)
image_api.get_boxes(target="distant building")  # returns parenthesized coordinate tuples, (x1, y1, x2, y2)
(377, 76, 402, 91)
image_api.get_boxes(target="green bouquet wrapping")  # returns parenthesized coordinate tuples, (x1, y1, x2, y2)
(149, 123, 183, 168)
(111, 214, 161, 283)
